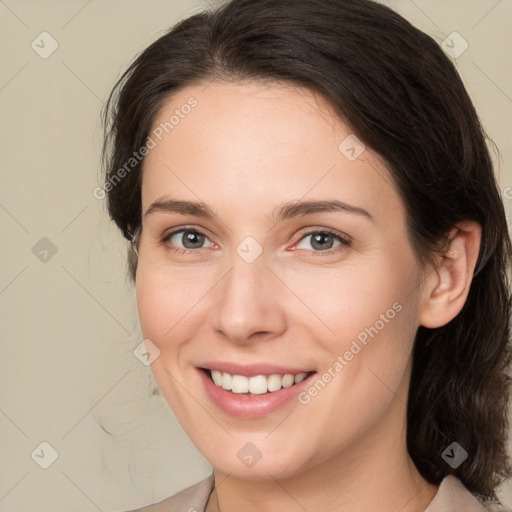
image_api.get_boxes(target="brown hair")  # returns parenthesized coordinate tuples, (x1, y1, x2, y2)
(101, 0, 512, 503)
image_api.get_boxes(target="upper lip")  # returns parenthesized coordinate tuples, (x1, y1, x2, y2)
(199, 361, 315, 377)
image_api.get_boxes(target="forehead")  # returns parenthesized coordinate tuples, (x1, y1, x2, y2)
(141, 80, 404, 227)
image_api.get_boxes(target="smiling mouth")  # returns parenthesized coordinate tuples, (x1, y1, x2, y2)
(201, 368, 316, 396)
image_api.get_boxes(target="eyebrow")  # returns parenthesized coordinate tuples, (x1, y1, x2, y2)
(144, 198, 216, 219)
(144, 197, 374, 223)
(274, 199, 374, 223)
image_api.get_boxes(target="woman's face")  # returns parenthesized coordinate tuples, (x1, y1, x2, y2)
(136, 80, 429, 479)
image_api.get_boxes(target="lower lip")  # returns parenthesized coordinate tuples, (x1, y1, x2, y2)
(197, 368, 315, 419)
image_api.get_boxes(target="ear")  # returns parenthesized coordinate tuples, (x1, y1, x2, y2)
(418, 220, 482, 329)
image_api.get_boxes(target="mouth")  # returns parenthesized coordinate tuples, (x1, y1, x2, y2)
(200, 367, 317, 397)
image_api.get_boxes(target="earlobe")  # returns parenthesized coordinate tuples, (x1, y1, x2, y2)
(418, 221, 482, 329)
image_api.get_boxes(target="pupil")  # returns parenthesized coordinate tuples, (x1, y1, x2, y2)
(312, 233, 333, 250)
(183, 231, 204, 248)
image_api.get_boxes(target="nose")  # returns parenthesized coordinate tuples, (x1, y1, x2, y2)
(212, 254, 287, 345)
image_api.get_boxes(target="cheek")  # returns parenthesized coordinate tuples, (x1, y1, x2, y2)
(135, 267, 208, 346)
(339, 265, 419, 385)
(292, 269, 418, 453)
(135, 269, 206, 414)
(288, 250, 421, 412)
(283, 252, 418, 344)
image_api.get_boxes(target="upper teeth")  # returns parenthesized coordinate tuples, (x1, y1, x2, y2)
(210, 370, 308, 395)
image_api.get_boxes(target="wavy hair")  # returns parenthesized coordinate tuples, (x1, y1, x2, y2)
(101, 0, 512, 503)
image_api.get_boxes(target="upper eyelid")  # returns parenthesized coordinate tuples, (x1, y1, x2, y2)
(299, 229, 350, 241)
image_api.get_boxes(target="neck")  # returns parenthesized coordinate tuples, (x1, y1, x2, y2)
(207, 441, 438, 512)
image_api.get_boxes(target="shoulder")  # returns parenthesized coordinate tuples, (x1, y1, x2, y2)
(425, 475, 511, 512)
(125, 474, 215, 512)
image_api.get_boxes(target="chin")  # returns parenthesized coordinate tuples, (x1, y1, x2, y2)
(197, 439, 313, 481)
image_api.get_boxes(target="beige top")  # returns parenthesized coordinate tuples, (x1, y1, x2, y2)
(127, 474, 509, 512)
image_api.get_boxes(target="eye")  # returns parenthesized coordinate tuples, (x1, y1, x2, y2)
(162, 228, 215, 253)
(294, 229, 351, 253)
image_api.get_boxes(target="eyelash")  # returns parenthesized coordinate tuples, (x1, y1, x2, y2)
(160, 226, 352, 256)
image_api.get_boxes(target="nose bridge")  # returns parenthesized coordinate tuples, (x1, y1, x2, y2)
(212, 250, 286, 342)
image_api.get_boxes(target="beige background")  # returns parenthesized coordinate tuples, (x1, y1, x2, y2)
(0, 0, 511, 510)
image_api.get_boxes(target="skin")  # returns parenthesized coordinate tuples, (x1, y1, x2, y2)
(135, 80, 481, 512)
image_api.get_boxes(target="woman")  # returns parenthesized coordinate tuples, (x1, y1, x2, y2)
(101, 0, 512, 510)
